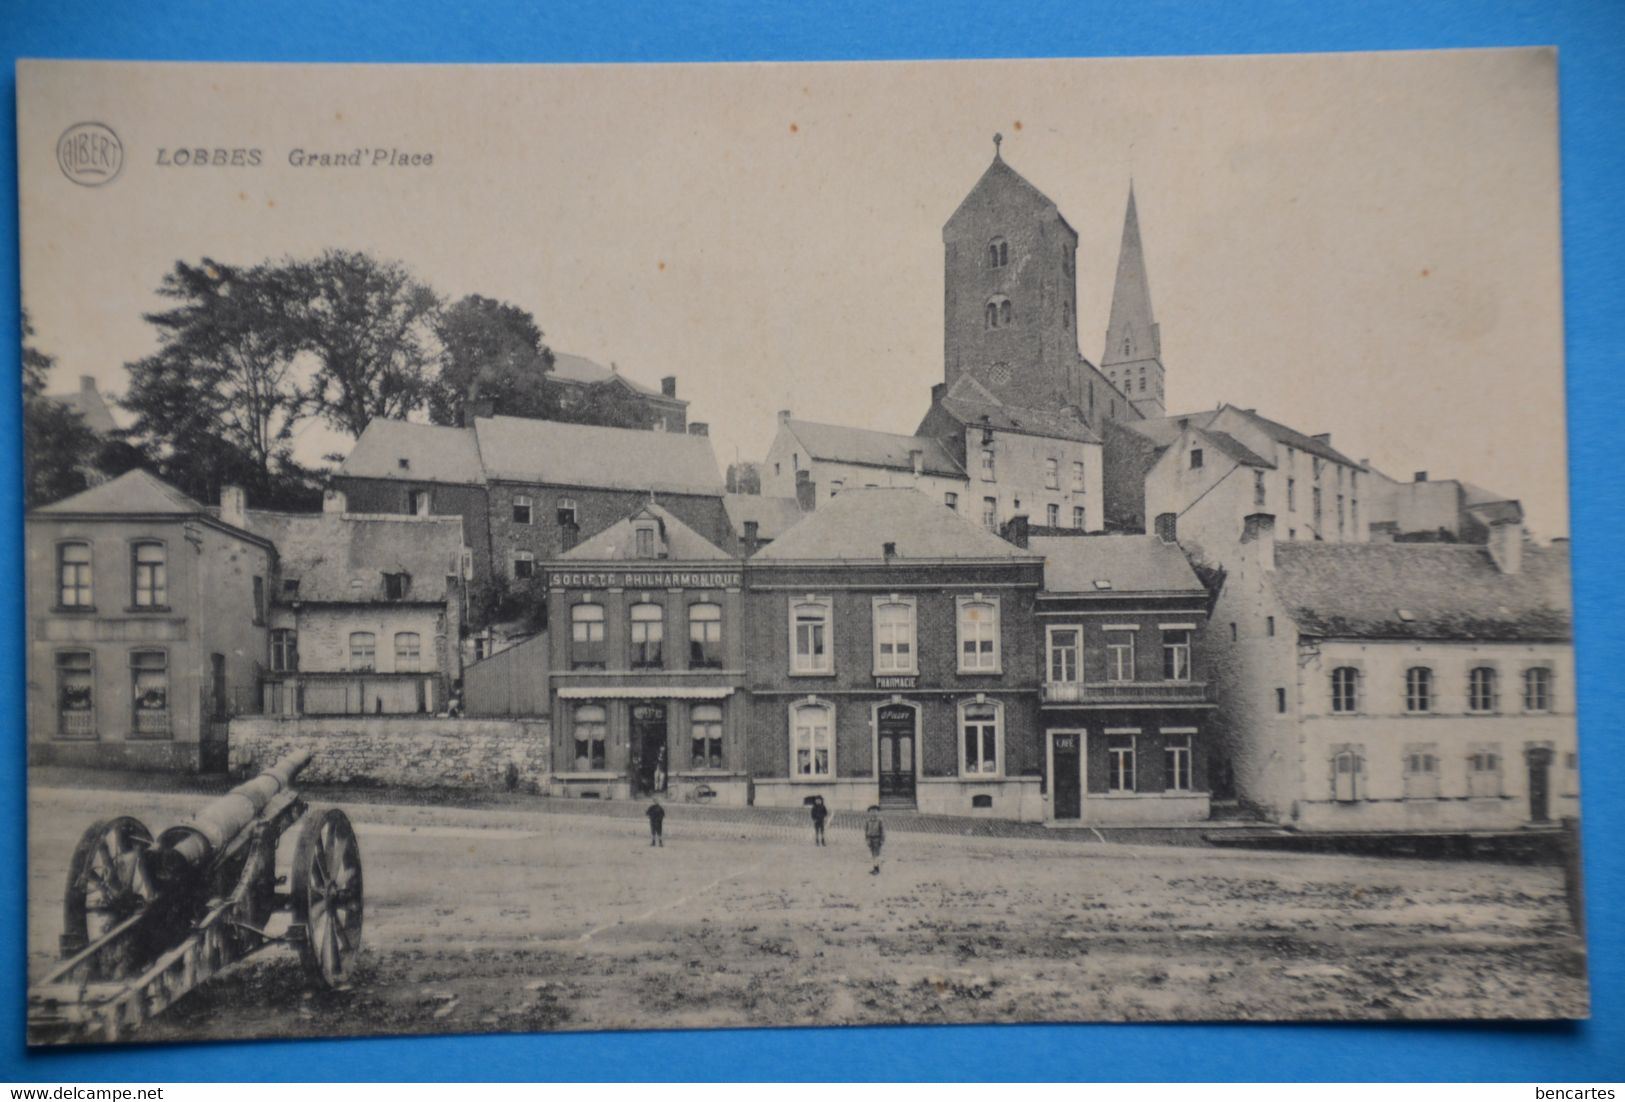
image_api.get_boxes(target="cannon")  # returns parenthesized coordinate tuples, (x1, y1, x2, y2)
(27, 751, 363, 1044)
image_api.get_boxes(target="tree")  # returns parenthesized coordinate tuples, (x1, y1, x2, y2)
(285, 250, 441, 438)
(726, 461, 762, 495)
(427, 294, 556, 426)
(21, 311, 100, 508)
(551, 380, 656, 431)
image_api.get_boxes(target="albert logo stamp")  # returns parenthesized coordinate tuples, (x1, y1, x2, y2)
(56, 122, 124, 186)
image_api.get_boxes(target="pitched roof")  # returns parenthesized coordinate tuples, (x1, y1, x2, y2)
(244, 510, 464, 603)
(933, 395, 1101, 444)
(1117, 411, 1197, 449)
(754, 487, 1038, 563)
(33, 468, 205, 516)
(1123, 405, 1358, 467)
(1033, 534, 1205, 595)
(474, 415, 724, 495)
(338, 419, 485, 484)
(549, 352, 678, 402)
(1194, 428, 1274, 469)
(1269, 541, 1571, 642)
(723, 494, 805, 543)
(47, 381, 118, 435)
(1222, 406, 1360, 467)
(945, 153, 1075, 237)
(785, 419, 966, 477)
(560, 502, 732, 561)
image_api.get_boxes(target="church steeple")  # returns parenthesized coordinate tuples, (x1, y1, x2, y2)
(1101, 183, 1166, 418)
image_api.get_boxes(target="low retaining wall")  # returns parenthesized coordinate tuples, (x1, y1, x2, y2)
(229, 716, 551, 789)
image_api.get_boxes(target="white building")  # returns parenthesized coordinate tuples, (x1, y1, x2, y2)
(761, 412, 969, 509)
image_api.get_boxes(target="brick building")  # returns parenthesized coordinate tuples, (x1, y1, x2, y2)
(743, 488, 1046, 819)
(546, 352, 689, 433)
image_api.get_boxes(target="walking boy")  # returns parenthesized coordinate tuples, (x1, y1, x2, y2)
(863, 804, 885, 874)
(810, 796, 829, 846)
(647, 798, 665, 847)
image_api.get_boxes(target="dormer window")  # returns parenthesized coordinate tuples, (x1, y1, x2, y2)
(635, 525, 657, 559)
(383, 572, 411, 600)
(988, 237, 1009, 268)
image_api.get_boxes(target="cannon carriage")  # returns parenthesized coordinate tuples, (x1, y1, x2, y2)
(28, 751, 363, 1044)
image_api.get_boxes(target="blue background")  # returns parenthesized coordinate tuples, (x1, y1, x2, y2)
(1, 0, 1621, 1083)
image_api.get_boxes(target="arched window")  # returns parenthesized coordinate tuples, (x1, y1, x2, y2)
(1405, 667, 1433, 713)
(985, 301, 999, 329)
(58, 542, 92, 608)
(791, 700, 834, 778)
(1523, 667, 1552, 712)
(960, 698, 1002, 776)
(1468, 667, 1497, 713)
(573, 704, 606, 771)
(131, 541, 167, 607)
(394, 632, 422, 672)
(571, 603, 605, 669)
(688, 602, 722, 669)
(630, 603, 664, 669)
(1000, 299, 1012, 325)
(988, 238, 1008, 268)
(130, 650, 170, 737)
(691, 704, 724, 769)
(1331, 747, 1364, 801)
(1330, 667, 1359, 713)
(349, 632, 376, 671)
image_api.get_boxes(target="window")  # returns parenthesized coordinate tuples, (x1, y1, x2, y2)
(1468, 746, 1503, 798)
(572, 704, 607, 771)
(988, 238, 1008, 268)
(1072, 506, 1085, 529)
(1230, 623, 1238, 642)
(513, 495, 533, 524)
(1312, 486, 1323, 528)
(407, 489, 429, 517)
(513, 551, 535, 580)
(571, 603, 606, 668)
(957, 597, 1000, 673)
(394, 632, 421, 672)
(1189, 447, 1204, 470)
(557, 498, 578, 527)
(1331, 667, 1359, 713)
(829, 480, 843, 498)
(1287, 477, 1296, 511)
(1048, 628, 1079, 684)
(944, 492, 958, 511)
(1403, 746, 1441, 799)
(873, 598, 916, 674)
(1275, 687, 1287, 713)
(630, 603, 664, 669)
(271, 629, 298, 673)
(1164, 734, 1193, 792)
(791, 599, 832, 674)
(1104, 629, 1135, 682)
(690, 704, 724, 770)
(980, 448, 995, 481)
(1332, 748, 1364, 801)
(1071, 461, 1086, 491)
(792, 701, 833, 777)
(131, 542, 166, 607)
(1405, 667, 1433, 713)
(1001, 299, 1012, 325)
(985, 296, 1015, 329)
(349, 632, 376, 671)
(688, 603, 723, 669)
(1266, 616, 1275, 637)
(56, 651, 94, 738)
(1254, 471, 1266, 508)
(1107, 734, 1136, 792)
(1161, 629, 1192, 681)
(981, 497, 998, 531)
(1523, 667, 1552, 712)
(1352, 498, 1360, 534)
(59, 542, 92, 608)
(1046, 504, 1059, 527)
(384, 572, 411, 600)
(961, 700, 1001, 776)
(1044, 457, 1059, 489)
(635, 525, 657, 559)
(1468, 666, 1498, 713)
(130, 650, 169, 737)
(252, 576, 265, 624)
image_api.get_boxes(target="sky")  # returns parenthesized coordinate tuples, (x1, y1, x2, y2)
(17, 50, 1569, 535)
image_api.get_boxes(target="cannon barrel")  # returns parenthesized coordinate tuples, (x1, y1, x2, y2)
(160, 750, 315, 871)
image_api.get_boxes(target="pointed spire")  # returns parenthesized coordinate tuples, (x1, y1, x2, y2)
(1102, 182, 1156, 366)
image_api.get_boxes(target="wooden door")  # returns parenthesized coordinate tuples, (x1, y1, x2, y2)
(1052, 732, 1081, 820)
(877, 704, 916, 807)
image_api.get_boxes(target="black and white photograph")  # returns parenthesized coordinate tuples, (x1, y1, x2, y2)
(17, 50, 1584, 1045)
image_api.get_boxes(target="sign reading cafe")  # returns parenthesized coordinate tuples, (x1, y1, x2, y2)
(547, 570, 743, 591)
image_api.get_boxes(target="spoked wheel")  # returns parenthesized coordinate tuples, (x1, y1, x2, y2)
(291, 808, 363, 989)
(63, 817, 156, 975)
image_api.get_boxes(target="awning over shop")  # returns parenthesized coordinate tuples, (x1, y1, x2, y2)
(556, 686, 736, 700)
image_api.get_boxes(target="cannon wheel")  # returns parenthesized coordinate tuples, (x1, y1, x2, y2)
(63, 817, 156, 975)
(291, 808, 363, 988)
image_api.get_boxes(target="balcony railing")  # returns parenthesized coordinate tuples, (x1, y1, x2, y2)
(1043, 680, 1213, 705)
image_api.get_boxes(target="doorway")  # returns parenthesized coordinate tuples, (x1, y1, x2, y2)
(630, 702, 668, 796)
(1526, 746, 1553, 823)
(1051, 731, 1082, 821)
(876, 703, 917, 809)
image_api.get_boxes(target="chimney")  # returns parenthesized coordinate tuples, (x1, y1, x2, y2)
(1154, 512, 1178, 544)
(79, 375, 98, 394)
(322, 487, 347, 514)
(743, 520, 760, 557)
(1487, 517, 1524, 575)
(909, 448, 924, 477)
(1241, 512, 1276, 572)
(219, 485, 247, 529)
(778, 409, 792, 425)
(687, 422, 709, 437)
(661, 375, 677, 398)
(882, 541, 897, 561)
(795, 469, 816, 513)
(1414, 471, 1429, 483)
(1001, 514, 1030, 549)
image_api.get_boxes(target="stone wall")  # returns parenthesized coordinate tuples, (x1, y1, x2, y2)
(229, 715, 550, 789)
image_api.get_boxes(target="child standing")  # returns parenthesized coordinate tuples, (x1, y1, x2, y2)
(863, 805, 885, 874)
(646, 798, 665, 847)
(810, 796, 829, 846)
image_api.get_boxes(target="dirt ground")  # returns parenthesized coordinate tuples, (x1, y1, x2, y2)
(28, 784, 1588, 1042)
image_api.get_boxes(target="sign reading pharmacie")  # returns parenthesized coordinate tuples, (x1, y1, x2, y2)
(546, 568, 743, 590)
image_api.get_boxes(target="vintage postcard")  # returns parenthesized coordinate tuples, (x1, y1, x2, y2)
(17, 51, 1583, 1044)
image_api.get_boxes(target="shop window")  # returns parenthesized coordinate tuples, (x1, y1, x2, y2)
(690, 704, 724, 770)
(573, 704, 607, 771)
(960, 699, 1001, 777)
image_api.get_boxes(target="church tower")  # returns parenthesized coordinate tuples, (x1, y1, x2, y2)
(1100, 184, 1166, 418)
(942, 136, 1082, 412)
